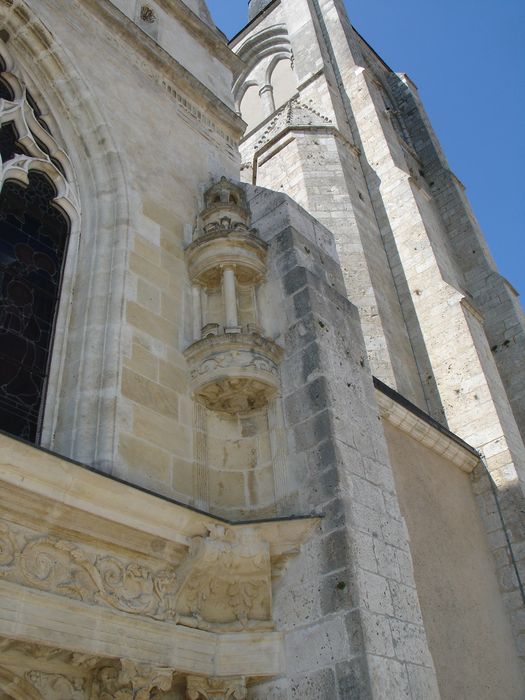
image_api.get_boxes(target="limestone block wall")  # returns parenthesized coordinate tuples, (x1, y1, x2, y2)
(381, 416, 524, 698)
(244, 185, 440, 700)
(386, 67, 525, 445)
(4, 0, 244, 502)
(107, 0, 236, 105)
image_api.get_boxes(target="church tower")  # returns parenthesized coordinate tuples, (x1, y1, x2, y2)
(0, 0, 523, 698)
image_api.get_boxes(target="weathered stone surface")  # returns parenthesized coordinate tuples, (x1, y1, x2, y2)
(0, 0, 523, 697)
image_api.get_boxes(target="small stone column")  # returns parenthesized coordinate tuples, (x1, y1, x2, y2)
(223, 266, 240, 332)
(192, 285, 202, 341)
(259, 84, 275, 116)
(186, 675, 247, 699)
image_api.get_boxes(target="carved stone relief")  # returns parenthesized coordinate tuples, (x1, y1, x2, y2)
(0, 520, 179, 622)
(92, 660, 173, 700)
(25, 671, 85, 700)
(186, 676, 247, 700)
(0, 518, 274, 633)
(0, 640, 175, 700)
(173, 525, 272, 631)
(184, 334, 283, 414)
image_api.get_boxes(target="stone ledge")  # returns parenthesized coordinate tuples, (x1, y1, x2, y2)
(374, 378, 480, 473)
(0, 579, 284, 677)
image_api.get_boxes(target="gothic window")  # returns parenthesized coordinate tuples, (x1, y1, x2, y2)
(0, 54, 77, 443)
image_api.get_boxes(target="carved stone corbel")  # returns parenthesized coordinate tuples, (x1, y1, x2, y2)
(91, 660, 173, 699)
(173, 525, 273, 631)
(186, 675, 247, 699)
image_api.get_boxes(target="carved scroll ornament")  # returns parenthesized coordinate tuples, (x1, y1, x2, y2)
(0, 519, 274, 632)
(0, 521, 178, 621)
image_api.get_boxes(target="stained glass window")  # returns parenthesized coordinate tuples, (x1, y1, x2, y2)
(0, 171, 70, 441)
(0, 77, 14, 101)
(0, 121, 28, 162)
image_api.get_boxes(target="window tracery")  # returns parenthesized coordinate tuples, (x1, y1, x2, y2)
(0, 47, 79, 442)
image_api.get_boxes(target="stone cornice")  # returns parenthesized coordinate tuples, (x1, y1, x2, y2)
(374, 379, 480, 473)
(0, 579, 284, 677)
(0, 432, 317, 551)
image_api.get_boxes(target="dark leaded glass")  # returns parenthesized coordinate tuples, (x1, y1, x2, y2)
(0, 171, 69, 441)
(0, 121, 28, 162)
(0, 77, 14, 101)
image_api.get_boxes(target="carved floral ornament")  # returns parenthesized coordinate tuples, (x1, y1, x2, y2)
(0, 519, 274, 632)
(0, 645, 247, 700)
(0, 644, 174, 700)
(184, 333, 284, 413)
(140, 5, 157, 24)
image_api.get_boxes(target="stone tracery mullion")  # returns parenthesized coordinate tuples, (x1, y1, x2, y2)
(0, 67, 77, 200)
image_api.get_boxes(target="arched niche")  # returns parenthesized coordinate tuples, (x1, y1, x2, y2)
(239, 83, 265, 135)
(269, 57, 297, 110)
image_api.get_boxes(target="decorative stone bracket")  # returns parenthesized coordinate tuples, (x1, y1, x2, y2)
(173, 525, 272, 631)
(187, 675, 247, 699)
(184, 332, 283, 413)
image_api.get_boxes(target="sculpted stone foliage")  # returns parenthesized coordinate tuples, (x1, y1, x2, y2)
(186, 675, 247, 700)
(185, 334, 283, 413)
(0, 519, 276, 632)
(26, 671, 85, 700)
(0, 520, 179, 621)
(92, 660, 173, 700)
(173, 525, 273, 631)
(0, 640, 175, 700)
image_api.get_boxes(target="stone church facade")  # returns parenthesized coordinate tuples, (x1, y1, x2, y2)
(0, 0, 523, 697)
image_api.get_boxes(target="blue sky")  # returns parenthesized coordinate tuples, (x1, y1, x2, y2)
(207, 0, 525, 300)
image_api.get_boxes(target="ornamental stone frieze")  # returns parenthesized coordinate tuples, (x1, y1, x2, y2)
(0, 518, 285, 633)
(0, 641, 250, 700)
(0, 640, 175, 699)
